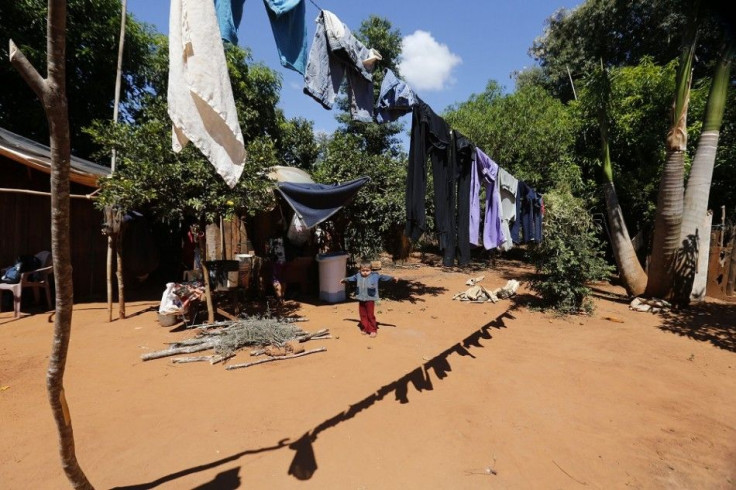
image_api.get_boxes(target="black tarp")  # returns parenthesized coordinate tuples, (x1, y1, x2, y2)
(275, 177, 370, 228)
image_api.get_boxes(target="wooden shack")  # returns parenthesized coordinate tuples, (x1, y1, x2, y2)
(0, 127, 108, 300)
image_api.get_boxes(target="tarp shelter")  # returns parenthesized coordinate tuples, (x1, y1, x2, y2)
(0, 127, 108, 299)
(274, 176, 371, 229)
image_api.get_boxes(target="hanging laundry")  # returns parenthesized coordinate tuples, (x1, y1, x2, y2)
(451, 129, 475, 266)
(510, 181, 543, 243)
(214, 0, 246, 44)
(375, 68, 418, 124)
(303, 10, 379, 122)
(405, 99, 452, 259)
(263, 0, 308, 74)
(169, 0, 246, 188)
(470, 148, 504, 250)
(496, 167, 518, 251)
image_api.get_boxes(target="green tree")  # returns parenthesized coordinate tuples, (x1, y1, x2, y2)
(313, 16, 408, 259)
(336, 15, 405, 157)
(529, 190, 614, 314)
(578, 62, 648, 296)
(445, 81, 579, 192)
(0, 0, 157, 158)
(90, 40, 311, 225)
(529, 0, 724, 101)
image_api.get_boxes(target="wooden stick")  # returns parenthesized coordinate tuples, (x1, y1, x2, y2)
(296, 329, 329, 342)
(226, 348, 326, 370)
(171, 356, 215, 364)
(141, 341, 216, 361)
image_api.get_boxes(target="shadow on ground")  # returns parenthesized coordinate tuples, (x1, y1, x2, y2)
(658, 301, 736, 353)
(113, 306, 518, 488)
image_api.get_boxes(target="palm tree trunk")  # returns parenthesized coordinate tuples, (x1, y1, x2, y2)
(645, 35, 696, 299)
(603, 182, 648, 296)
(8, 1, 93, 488)
(674, 41, 733, 304)
(593, 62, 648, 296)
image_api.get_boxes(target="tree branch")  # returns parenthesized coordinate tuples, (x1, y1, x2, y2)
(8, 40, 46, 100)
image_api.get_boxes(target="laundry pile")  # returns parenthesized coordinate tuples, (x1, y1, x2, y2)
(453, 278, 520, 303)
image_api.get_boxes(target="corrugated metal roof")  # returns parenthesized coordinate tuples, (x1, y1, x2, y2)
(0, 127, 109, 188)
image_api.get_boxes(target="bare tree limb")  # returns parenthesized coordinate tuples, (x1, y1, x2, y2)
(8, 39, 45, 100)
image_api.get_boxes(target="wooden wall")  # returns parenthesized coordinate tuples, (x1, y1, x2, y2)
(0, 157, 107, 300)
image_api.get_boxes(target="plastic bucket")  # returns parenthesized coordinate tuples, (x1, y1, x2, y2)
(204, 260, 239, 291)
(234, 253, 253, 289)
(316, 252, 348, 303)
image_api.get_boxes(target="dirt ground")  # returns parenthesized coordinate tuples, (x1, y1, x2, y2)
(2, 258, 736, 489)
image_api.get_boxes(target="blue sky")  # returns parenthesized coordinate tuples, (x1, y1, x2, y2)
(128, 0, 581, 145)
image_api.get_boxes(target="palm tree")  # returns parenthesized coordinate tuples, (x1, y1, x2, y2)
(590, 62, 648, 296)
(645, 33, 697, 299)
(674, 40, 734, 303)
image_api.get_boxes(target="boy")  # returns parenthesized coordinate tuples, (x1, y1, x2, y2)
(341, 261, 397, 338)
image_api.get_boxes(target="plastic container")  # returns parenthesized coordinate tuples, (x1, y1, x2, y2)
(234, 253, 253, 289)
(316, 252, 348, 303)
(204, 260, 239, 291)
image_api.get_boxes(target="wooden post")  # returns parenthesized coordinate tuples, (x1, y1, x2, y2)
(199, 232, 215, 323)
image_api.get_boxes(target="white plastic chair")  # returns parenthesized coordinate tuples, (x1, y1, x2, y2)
(0, 251, 53, 318)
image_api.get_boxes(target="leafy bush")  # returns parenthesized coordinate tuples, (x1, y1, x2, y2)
(528, 190, 614, 314)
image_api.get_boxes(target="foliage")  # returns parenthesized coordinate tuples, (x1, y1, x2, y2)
(310, 15, 407, 260)
(88, 40, 314, 224)
(444, 81, 582, 193)
(0, 0, 157, 158)
(529, 0, 724, 101)
(528, 190, 614, 314)
(311, 133, 406, 260)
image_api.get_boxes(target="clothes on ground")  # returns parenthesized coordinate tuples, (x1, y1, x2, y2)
(303, 10, 378, 122)
(343, 271, 394, 302)
(168, 0, 246, 188)
(452, 279, 520, 303)
(375, 68, 419, 124)
(214, 0, 246, 44)
(263, 0, 308, 74)
(275, 176, 370, 228)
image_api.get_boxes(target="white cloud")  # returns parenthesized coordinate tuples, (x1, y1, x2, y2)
(398, 30, 462, 92)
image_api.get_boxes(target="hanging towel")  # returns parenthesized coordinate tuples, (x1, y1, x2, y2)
(263, 0, 308, 74)
(168, 0, 247, 188)
(214, 0, 246, 45)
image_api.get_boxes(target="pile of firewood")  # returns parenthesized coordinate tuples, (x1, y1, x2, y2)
(140, 317, 330, 369)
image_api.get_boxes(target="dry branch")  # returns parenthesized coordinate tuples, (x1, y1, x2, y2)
(225, 348, 327, 370)
(141, 341, 217, 361)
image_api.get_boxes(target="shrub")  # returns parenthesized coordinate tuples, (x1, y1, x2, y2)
(528, 190, 614, 314)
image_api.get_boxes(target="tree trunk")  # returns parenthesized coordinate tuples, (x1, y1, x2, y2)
(116, 229, 125, 319)
(9, 1, 93, 487)
(674, 41, 733, 304)
(106, 235, 113, 322)
(645, 36, 695, 300)
(603, 182, 648, 296)
(645, 148, 685, 299)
